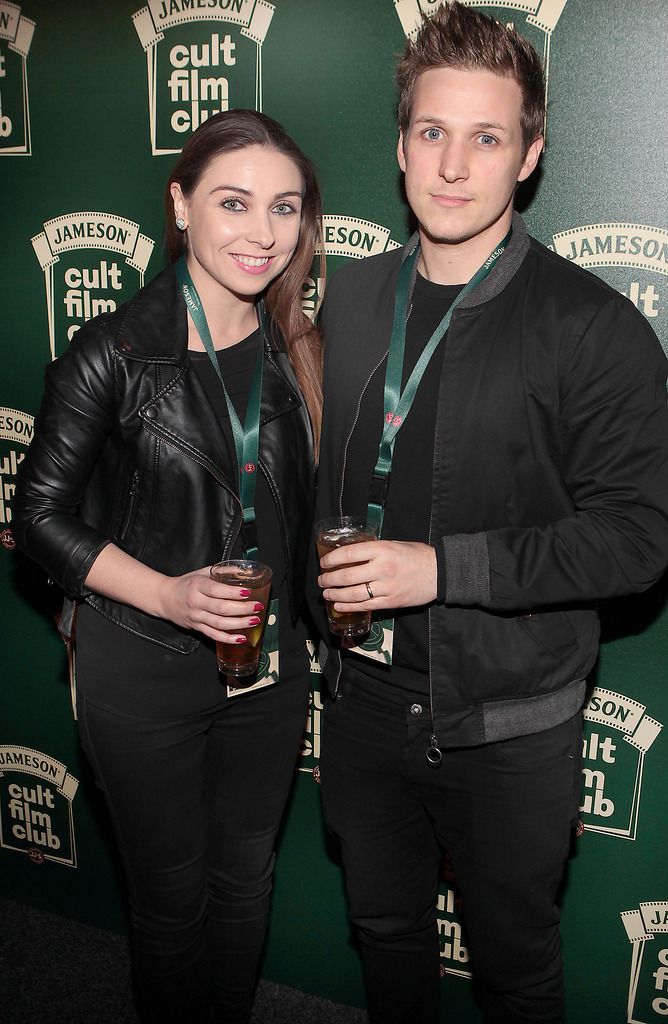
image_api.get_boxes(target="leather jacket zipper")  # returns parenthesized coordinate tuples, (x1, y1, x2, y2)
(141, 418, 244, 552)
(119, 469, 140, 542)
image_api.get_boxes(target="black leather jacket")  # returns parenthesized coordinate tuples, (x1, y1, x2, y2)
(13, 266, 315, 653)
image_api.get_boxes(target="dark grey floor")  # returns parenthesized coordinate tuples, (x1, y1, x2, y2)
(0, 898, 367, 1024)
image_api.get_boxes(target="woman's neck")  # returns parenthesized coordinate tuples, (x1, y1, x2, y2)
(186, 307, 258, 352)
(184, 260, 259, 351)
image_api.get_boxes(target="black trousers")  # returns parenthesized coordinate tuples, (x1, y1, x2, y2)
(320, 668, 583, 1024)
(77, 648, 309, 1024)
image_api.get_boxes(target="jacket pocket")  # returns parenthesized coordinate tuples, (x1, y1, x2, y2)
(515, 610, 577, 659)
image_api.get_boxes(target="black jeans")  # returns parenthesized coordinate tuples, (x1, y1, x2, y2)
(320, 668, 583, 1024)
(77, 650, 309, 1024)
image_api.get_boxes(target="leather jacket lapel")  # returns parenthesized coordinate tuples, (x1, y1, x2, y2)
(138, 342, 304, 488)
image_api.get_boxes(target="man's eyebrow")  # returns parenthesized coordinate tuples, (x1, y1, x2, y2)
(411, 116, 509, 132)
(473, 121, 509, 132)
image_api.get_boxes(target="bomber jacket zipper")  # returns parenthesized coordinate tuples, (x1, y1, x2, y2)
(424, 304, 467, 762)
(332, 254, 416, 696)
(332, 351, 389, 697)
(333, 306, 452, 763)
(424, 310, 461, 767)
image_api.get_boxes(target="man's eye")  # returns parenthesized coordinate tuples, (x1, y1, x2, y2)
(479, 134, 497, 146)
(424, 128, 443, 141)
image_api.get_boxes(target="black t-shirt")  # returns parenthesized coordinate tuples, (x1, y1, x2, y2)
(341, 274, 463, 693)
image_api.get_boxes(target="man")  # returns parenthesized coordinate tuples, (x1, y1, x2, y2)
(312, 4, 668, 1023)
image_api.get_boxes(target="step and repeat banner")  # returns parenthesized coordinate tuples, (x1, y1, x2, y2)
(1, 1, 666, 1021)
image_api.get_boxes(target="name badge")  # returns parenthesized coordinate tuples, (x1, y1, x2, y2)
(345, 615, 394, 665)
(227, 597, 280, 697)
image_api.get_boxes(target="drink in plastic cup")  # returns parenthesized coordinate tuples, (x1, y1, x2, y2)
(209, 560, 273, 676)
(315, 516, 378, 638)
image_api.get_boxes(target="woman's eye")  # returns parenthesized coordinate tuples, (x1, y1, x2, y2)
(273, 202, 297, 216)
(221, 198, 246, 212)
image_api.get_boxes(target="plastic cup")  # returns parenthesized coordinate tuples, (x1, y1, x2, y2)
(315, 516, 378, 638)
(209, 560, 273, 676)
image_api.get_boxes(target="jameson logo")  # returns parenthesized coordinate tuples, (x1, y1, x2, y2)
(555, 225, 668, 275)
(621, 902, 668, 1022)
(303, 215, 402, 319)
(0, 1, 35, 155)
(0, 407, 33, 539)
(0, 746, 79, 867)
(132, 0, 276, 155)
(298, 644, 322, 774)
(395, 0, 566, 132)
(437, 884, 472, 979)
(580, 687, 662, 841)
(31, 213, 155, 360)
(552, 224, 667, 354)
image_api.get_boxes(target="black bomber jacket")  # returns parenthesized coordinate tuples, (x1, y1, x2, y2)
(311, 213, 668, 748)
(13, 266, 315, 653)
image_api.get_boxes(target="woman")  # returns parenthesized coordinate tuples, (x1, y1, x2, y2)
(13, 110, 323, 1024)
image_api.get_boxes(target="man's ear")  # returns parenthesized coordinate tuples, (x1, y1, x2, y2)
(517, 134, 544, 183)
(397, 132, 407, 173)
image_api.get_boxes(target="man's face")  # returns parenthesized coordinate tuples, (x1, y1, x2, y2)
(398, 66, 542, 251)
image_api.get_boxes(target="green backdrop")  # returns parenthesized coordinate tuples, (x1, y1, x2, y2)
(1, 2, 667, 1021)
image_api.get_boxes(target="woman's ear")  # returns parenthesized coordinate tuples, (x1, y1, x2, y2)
(170, 182, 188, 227)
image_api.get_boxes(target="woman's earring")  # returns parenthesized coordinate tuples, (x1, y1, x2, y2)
(175, 217, 186, 231)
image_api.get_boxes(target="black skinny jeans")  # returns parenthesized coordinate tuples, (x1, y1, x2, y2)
(321, 667, 583, 1024)
(77, 637, 309, 1024)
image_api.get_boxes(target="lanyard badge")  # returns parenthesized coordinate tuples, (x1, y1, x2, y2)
(175, 258, 281, 697)
(348, 230, 512, 669)
(367, 229, 512, 535)
(175, 257, 265, 559)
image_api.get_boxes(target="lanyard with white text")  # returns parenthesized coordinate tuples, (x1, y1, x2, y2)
(367, 229, 512, 534)
(175, 257, 265, 559)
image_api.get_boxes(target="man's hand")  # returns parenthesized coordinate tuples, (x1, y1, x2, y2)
(318, 540, 437, 612)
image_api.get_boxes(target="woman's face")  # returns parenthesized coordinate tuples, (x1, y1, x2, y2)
(171, 144, 304, 304)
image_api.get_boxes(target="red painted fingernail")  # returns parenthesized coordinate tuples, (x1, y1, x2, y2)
(248, 616, 261, 626)
(253, 602, 264, 612)
(235, 636, 247, 644)
(239, 589, 251, 597)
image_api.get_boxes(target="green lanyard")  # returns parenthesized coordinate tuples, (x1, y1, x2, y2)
(367, 230, 512, 534)
(175, 257, 265, 559)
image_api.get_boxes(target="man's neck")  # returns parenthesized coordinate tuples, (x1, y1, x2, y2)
(417, 215, 513, 286)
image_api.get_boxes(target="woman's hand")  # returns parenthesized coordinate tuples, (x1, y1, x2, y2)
(318, 540, 437, 612)
(84, 545, 262, 645)
(158, 567, 263, 644)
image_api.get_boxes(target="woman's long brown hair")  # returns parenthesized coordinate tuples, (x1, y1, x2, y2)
(164, 110, 325, 452)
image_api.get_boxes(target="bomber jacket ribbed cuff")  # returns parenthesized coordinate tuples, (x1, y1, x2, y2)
(435, 543, 447, 601)
(441, 532, 490, 605)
